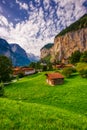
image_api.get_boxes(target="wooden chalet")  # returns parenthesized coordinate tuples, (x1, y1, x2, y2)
(13, 67, 35, 76)
(45, 73, 64, 86)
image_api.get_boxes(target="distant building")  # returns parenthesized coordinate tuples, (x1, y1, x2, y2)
(45, 73, 64, 86)
(52, 64, 65, 69)
(53, 64, 74, 69)
(64, 64, 75, 68)
(13, 67, 35, 76)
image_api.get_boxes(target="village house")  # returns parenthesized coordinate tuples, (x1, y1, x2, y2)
(64, 64, 75, 68)
(21, 67, 36, 75)
(52, 64, 65, 69)
(13, 67, 35, 76)
(45, 73, 64, 86)
(53, 64, 74, 70)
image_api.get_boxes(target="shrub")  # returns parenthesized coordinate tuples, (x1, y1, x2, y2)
(79, 69, 87, 78)
(18, 73, 24, 78)
(76, 63, 87, 71)
(0, 82, 4, 97)
(76, 63, 87, 78)
(70, 67, 77, 73)
(62, 67, 74, 78)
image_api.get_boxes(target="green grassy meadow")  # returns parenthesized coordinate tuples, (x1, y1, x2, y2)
(0, 72, 87, 130)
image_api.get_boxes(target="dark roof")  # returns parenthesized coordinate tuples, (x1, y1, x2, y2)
(46, 73, 64, 79)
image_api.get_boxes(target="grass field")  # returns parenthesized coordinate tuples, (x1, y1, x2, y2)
(0, 72, 87, 130)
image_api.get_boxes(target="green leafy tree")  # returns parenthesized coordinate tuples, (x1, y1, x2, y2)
(29, 62, 36, 68)
(80, 51, 87, 63)
(0, 55, 12, 82)
(29, 61, 43, 71)
(47, 63, 53, 71)
(69, 50, 82, 64)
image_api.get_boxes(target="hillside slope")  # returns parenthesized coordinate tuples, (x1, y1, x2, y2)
(0, 72, 87, 129)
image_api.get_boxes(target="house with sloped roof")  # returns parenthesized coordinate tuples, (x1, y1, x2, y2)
(13, 67, 35, 76)
(45, 73, 64, 86)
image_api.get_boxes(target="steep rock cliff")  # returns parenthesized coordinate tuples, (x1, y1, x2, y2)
(52, 28, 87, 63)
(40, 14, 87, 63)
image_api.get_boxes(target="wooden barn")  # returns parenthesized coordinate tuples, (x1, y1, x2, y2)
(45, 73, 64, 86)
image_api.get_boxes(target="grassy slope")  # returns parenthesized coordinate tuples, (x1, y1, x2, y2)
(0, 72, 87, 129)
(0, 98, 87, 130)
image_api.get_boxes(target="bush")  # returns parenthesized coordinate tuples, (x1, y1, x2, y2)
(76, 63, 87, 78)
(70, 67, 77, 73)
(62, 67, 74, 78)
(0, 82, 4, 97)
(76, 63, 87, 71)
(18, 73, 24, 78)
(79, 69, 87, 78)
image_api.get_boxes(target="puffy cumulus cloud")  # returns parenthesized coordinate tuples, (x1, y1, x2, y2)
(0, 0, 87, 56)
(0, 8, 54, 55)
(16, 0, 28, 10)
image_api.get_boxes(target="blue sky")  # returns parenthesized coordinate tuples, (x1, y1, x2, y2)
(0, 0, 87, 56)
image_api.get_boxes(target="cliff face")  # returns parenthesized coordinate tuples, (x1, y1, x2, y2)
(52, 28, 87, 63)
(40, 14, 87, 63)
(40, 28, 87, 63)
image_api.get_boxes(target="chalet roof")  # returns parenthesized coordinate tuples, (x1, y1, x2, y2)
(21, 67, 34, 71)
(13, 67, 20, 71)
(13, 67, 34, 71)
(46, 73, 64, 79)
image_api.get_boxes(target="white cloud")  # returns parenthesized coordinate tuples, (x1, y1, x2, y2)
(0, 0, 86, 56)
(16, 0, 29, 10)
(0, 15, 9, 26)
